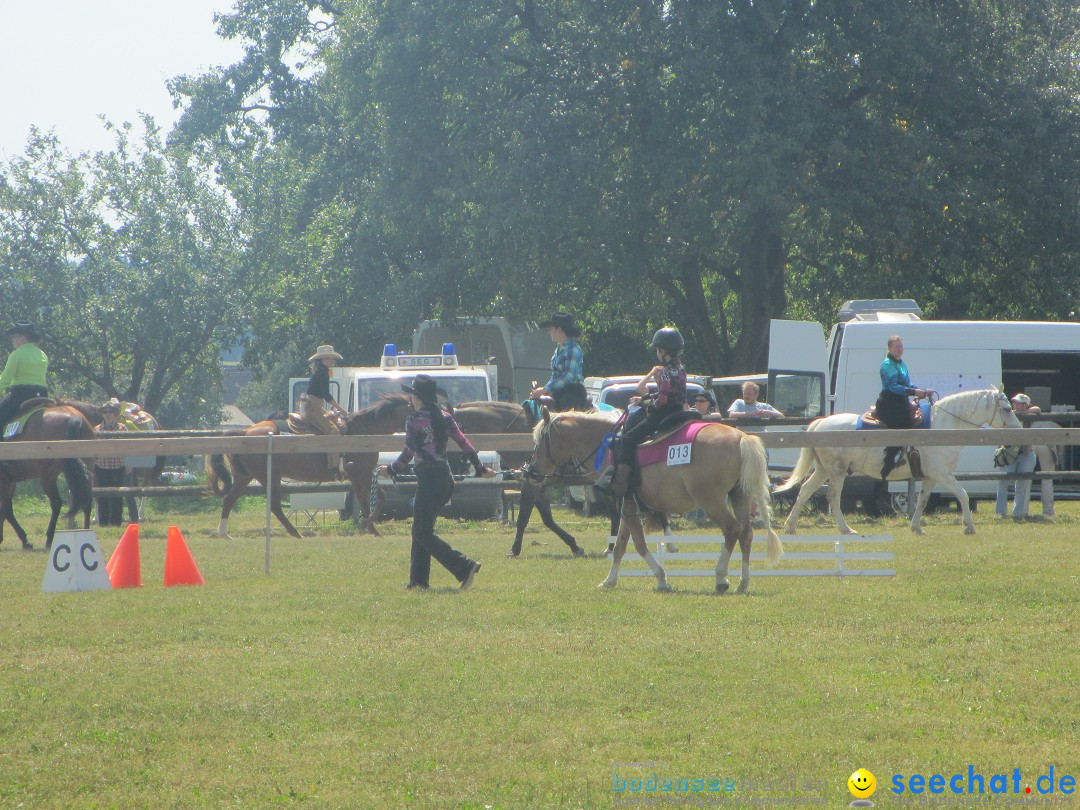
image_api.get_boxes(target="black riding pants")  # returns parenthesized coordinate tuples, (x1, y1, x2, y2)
(94, 466, 125, 527)
(875, 390, 913, 468)
(551, 382, 589, 412)
(408, 462, 476, 587)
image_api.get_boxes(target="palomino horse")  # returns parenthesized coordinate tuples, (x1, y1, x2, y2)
(205, 397, 408, 538)
(528, 411, 783, 593)
(773, 387, 1022, 536)
(0, 404, 94, 550)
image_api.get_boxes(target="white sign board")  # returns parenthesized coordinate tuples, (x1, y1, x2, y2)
(667, 443, 692, 466)
(42, 530, 112, 593)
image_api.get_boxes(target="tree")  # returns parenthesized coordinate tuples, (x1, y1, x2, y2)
(0, 124, 253, 424)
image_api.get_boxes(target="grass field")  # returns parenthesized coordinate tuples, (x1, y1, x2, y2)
(0, 493, 1076, 809)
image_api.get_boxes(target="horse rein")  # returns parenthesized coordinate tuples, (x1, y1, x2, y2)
(519, 414, 615, 487)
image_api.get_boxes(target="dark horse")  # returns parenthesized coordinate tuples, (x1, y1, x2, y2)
(205, 396, 411, 538)
(0, 404, 94, 550)
(59, 399, 164, 524)
(364, 398, 587, 557)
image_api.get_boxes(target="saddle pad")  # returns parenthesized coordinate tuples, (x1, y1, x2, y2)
(856, 401, 932, 430)
(637, 420, 711, 468)
(2, 406, 47, 439)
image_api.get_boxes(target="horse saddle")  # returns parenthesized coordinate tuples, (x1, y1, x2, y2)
(636, 417, 711, 469)
(857, 401, 931, 430)
(3, 400, 56, 439)
(286, 412, 319, 434)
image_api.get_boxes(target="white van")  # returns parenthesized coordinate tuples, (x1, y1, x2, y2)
(766, 299, 1080, 505)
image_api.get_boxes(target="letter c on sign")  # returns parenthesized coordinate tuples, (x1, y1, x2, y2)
(80, 544, 98, 571)
(52, 544, 72, 572)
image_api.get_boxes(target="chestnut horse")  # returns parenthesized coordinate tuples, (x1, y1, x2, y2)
(529, 411, 783, 593)
(205, 396, 408, 538)
(0, 404, 94, 550)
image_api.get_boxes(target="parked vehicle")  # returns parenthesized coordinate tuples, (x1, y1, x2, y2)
(763, 299, 1080, 508)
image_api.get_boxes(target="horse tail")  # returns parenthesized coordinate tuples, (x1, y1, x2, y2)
(205, 453, 234, 495)
(738, 433, 784, 564)
(771, 445, 817, 495)
(62, 415, 93, 520)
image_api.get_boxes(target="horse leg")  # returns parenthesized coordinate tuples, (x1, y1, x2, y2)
(217, 471, 253, 539)
(42, 477, 64, 551)
(1, 483, 29, 550)
(529, 484, 583, 556)
(825, 467, 859, 536)
(268, 478, 304, 539)
(782, 466, 830, 535)
(599, 517, 632, 589)
(732, 491, 755, 595)
(507, 483, 538, 557)
(926, 474, 975, 535)
(709, 495, 744, 594)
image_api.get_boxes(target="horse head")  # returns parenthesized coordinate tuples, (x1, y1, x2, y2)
(525, 411, 617, 485)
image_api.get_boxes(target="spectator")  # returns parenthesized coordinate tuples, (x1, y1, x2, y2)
(995, 393, 1041, 518)
(94, 399, 128, 527)
(727, 381, 784, 420)
(692, 391, 716, 416)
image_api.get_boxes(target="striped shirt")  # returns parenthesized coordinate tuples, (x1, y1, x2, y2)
(94, 421, 127, 469)
(390, 408, 484, 474)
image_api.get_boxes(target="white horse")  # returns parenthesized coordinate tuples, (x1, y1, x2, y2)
(773, 388, 1022, 535)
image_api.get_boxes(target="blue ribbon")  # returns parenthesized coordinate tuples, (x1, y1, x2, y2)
(595, 432, 616, 471)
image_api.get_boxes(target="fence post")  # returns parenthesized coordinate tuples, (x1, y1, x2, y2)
(265, 433, 273, 576)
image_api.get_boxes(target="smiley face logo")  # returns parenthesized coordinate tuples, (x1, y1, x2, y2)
(848, 768, 877, 798)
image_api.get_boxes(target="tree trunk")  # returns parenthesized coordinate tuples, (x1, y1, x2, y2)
(734, 209, 787, 371)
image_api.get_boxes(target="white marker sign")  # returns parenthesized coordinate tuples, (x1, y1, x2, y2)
(42, 531, 112, 593)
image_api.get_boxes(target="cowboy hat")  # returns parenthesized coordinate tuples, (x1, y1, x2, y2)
(308, 344, 344, 362)
(6, 321, 40, 340)
(101, 397, 122, 412)
(401, 374, 438, 401)
(538, 312, 581, 337)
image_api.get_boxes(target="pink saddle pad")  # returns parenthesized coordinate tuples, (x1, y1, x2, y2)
(636, 421, 711, 468)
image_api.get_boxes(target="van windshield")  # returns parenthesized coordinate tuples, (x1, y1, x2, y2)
(356, 376, 488, 409)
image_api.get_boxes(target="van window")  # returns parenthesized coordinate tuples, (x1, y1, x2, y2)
(770, 372, 825, 418)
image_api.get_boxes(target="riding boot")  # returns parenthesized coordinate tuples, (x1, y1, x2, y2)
(593, 465, 617, 493)
(611, 464, 632, 497)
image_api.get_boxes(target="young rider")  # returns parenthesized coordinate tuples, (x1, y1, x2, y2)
(530, 312, 588, 412)
(598, 327, 687, 496)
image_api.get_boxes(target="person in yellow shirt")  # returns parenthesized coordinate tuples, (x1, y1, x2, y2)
(0, 322, 49, 435)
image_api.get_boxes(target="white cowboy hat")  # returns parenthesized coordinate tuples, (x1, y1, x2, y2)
(308, 345, 344, 362)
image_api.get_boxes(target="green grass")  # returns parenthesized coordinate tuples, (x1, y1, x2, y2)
(0, 497, 1076, 809)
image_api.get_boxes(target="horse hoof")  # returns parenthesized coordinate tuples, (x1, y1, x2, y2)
(716, 582, 730, 595)
(657, 583, 672, 593)
(598, 580, 616, 589)
(964, 526, 976, 535)
(21, 543, 34, 552)
(845, 528, 858, 536)
(506, 551, 520, 559)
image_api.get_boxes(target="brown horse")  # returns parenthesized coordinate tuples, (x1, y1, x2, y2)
(205, 396, 409, 538)
(528, 411, 783, 593)
(0, 404, 94, 550)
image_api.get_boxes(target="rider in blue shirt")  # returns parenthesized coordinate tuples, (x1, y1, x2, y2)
(876, 336, 933, 478)
(530, 312, 588, 411)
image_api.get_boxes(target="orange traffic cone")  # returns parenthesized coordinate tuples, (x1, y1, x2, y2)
(106, 523, 142, 588)
(164, 526, 205, 587)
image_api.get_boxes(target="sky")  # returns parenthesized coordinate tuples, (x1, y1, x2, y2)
(0, 0, 246, 162)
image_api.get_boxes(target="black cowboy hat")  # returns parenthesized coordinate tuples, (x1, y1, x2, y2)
(401, 374, 438, 401)
(538, 312, 581, 337)
(6, 321, 40, 340)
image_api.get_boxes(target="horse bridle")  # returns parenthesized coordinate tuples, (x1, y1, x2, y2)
(932, 391, 1010, 429)
(519, 415, 612, 487)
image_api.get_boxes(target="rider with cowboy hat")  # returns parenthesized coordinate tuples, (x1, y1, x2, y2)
(302, 345, 349, 472)
(0, 322, 49, 436)
(530, 312, 589, 412)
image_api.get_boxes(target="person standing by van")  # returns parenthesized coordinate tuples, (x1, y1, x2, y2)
(994, 393, 1041, 518)
(531, 312, 588, 411)
(380, 374, 496, 590)
(877, 335, 933, 479)
(726, 381, 784, 419)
